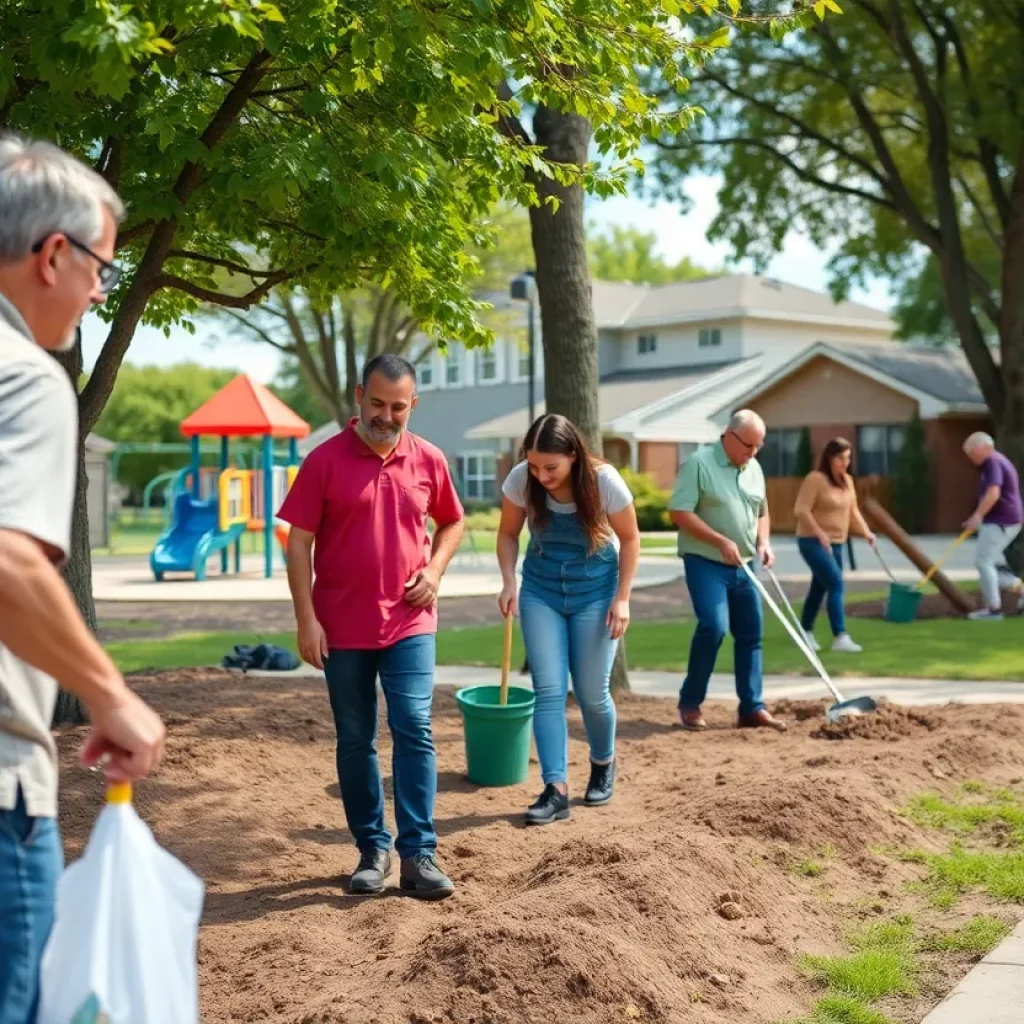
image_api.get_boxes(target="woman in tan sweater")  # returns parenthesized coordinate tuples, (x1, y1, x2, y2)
(794, 438, 876, 653)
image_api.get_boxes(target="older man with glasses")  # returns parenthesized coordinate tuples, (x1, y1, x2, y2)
(0, 133, 163, 1024)
(667, 409, 786, 732)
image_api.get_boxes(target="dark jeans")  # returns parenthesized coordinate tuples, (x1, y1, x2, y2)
(680, 554, 764, 716)
(0, 789, 63, 1024)
(798, 537, 846, 636)
(324, 634, 437, 860)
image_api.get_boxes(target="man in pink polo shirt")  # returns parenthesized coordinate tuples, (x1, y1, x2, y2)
(279, 354, 464, 900)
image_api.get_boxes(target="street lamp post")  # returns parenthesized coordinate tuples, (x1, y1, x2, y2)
(510, 270, 537, 425)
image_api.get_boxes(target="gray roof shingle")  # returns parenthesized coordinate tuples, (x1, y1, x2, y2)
(832, 342, 984, 405)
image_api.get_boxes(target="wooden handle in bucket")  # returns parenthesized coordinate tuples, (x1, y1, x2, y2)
(499, 614, 514, 706)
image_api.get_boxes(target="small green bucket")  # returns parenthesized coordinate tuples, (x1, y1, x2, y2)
(454, 684, 535, 787)
(885, 582, 922, 623)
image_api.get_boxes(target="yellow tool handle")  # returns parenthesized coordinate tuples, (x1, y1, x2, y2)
(915, 528, 972, 590)
(106, 782, 132, 805)
(498, 614, 514, 706)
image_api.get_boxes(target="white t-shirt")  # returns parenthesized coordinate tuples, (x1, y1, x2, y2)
(502, 461, 634, 548)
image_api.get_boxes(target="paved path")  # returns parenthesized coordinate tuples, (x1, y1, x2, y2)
(248, 664, 1024, 707)
(94, 534, 980, 602)
(921, 921, 1024, 1023)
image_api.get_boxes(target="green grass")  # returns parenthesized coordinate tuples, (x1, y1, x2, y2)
(799, 921, 916, 1001)
(921, 916, 1010, 954)
(103, 608, 1024, 680)
(435, 614, 1024, 681)
(899, 788, 1024, 905)
(106, 630, 296, 673)
(791, 995, 897, 1024)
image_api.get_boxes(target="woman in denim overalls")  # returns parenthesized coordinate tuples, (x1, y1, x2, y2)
(497, 415, 640, 824)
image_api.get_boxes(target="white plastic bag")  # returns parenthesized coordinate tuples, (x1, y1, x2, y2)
(37, 783, 204, 1024)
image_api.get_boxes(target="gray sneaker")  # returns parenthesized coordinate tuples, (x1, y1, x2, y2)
(349, 848, 392, 895)
(400, 854, 455, 900)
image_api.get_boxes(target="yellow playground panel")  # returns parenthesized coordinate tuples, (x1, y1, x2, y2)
(218, 469, 253, 532)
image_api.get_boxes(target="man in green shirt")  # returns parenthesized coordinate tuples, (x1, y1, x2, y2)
(668, 410, 786, 732)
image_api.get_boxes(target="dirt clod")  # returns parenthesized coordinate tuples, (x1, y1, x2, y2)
(811, 705, 942, 741)
(718, 902, 745, 921)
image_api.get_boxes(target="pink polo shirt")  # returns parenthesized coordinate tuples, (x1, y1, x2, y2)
(277, 422, 464, 650)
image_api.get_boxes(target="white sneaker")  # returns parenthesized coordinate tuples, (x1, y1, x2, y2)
(831, 633, 863, 653)
(968, 609, 1005, 620)
(803, 632, 820, 652)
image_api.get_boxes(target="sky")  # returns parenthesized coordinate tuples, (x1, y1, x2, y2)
(79, 173, 893, 385)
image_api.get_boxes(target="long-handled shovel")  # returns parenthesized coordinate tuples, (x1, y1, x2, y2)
(871, 542, 899, 583)
(741, 562, 878, 723)
(499, 612, 514, 705)
(914, 528, 973, 591)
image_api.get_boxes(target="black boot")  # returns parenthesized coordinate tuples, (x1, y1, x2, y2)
(349, 848, 392, 894)
(584, 760, 616, 806)
(524, 784, 570, 825)
(399, 854, 455, 900)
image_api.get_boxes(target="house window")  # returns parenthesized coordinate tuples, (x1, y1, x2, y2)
(456, 453, 497, 501)
(477, 347, 498, 382)
(857, 424, 905, 476)
(699, 327, 722, 348)
(445, 347, 462, 386)
(637, 333, 657, 355)
(418, 357, 434, 388)
(517, 346, 531, 379)
(757, 428, 804, 477)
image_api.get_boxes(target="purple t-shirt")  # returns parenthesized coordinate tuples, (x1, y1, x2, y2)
(979, 451, 1023, 526)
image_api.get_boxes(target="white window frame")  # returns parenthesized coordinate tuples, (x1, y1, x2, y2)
(417, 352, 436, 390)
(477, 346, 500, 384)
(637, 333, 657, 355)
(456, 451, 498, 502)
(445, 345, 463, 387)
(699, 327, 723, 348)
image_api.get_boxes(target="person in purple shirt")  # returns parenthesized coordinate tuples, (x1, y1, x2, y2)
(962, 432, 1024, 620)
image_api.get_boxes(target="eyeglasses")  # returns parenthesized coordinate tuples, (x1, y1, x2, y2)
(31, 233, 121, 294)
(729, 430, 763, 454)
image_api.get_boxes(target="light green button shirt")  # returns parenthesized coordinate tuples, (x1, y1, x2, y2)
(667, 440, 767, 563)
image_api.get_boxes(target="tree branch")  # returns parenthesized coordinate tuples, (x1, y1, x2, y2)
(494, 80, 534, 146)
(156, 269, 292, 308)
(168, 249, 282, 278)
(221, 309, 294, 353)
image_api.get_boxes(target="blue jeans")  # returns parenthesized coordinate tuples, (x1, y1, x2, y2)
(798, 538, 846, 636)
(324, 634, 437, 860)
(680, 554, 764, 716)
(0, 789, 63, 1024)
(519, 588, 618, 785)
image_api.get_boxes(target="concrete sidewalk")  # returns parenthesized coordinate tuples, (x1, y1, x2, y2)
(249, 664, 1024, 707)
(921, 921, 1024, 1023)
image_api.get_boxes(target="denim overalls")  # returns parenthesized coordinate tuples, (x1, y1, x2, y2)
(521, 502, 619, 611)
(519, 500, 620, 785)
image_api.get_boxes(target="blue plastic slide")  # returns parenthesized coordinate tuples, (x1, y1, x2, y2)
(150, 492, 247, 581)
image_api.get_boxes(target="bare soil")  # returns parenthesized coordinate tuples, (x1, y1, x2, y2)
(55, 671, 1024, 1024)
(848, 588, 1017, 620)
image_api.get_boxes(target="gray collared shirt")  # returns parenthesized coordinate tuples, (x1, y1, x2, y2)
(0, 292, 78, 817)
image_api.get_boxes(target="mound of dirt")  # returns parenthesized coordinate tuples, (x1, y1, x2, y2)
(810, 705, 942, 741)
(771, 698, 830, 722)
(52, 673, 1024, 1024)
(847, 589, 1014, 621)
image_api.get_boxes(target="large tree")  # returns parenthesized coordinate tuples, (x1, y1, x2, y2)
(588, 224, 714, 284)
(651, 0, 1024, 477)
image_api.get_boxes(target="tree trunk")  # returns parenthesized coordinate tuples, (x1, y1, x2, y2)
(51, 340, 92, 726)
(529, 102, 629, 693)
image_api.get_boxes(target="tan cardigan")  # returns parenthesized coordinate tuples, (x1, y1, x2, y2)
(794, 471, 870, 544)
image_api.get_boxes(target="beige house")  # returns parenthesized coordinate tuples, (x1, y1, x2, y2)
(714, 341, 990, 533)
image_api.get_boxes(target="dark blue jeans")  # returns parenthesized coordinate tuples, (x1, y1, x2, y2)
(798, 537, 846, 636)
(680, 554, 764, 716)
(0, 789, 63, 1024)
(324, 634, 437, 860)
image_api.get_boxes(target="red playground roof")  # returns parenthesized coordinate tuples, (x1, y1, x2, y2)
(180, 374, 311, 439)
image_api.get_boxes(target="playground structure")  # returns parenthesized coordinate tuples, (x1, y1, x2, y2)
(149, 375, 310, 581)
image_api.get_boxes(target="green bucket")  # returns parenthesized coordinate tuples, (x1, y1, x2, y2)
(454, 684, 535, 787)
(885, 582, 922, 623)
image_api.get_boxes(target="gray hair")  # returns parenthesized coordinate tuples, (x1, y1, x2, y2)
(963, 431, 995, 455)
(728, 409, 766, 434)
(0, 133, 125, 261)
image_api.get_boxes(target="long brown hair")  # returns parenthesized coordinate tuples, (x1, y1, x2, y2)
(818, 437, 853, 488)
(520, 414, 607, 551)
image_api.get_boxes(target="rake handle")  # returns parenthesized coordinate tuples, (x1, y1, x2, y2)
(915, 528, 973, 591)
(498, 613, 514, 706)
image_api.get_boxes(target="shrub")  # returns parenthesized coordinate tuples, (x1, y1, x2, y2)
(619, 468, 673, 531)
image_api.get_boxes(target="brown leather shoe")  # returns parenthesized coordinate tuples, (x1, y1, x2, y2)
(679, 708, 707, 731)
(737, 709, 787, 732)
